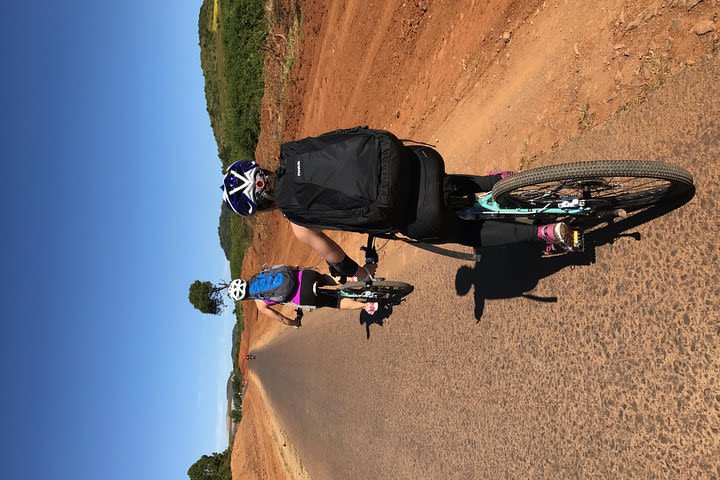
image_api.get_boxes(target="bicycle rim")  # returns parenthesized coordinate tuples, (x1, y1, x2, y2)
(492, 160, 694, 212)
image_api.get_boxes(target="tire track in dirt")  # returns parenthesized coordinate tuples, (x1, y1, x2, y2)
(330, 1, 398, 119)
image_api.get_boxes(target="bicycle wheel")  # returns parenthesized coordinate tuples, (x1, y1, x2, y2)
(492, 160, 694, 212)
(340, 281, 414, 301)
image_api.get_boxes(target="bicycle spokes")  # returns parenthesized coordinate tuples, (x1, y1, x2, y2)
(507, 176, 677, 210)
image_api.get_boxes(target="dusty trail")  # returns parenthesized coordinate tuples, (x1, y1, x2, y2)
(233, 1, 720, 478)
(252, 59, 719, 479)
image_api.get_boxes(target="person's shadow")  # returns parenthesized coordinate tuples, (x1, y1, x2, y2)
(359, 299, 402, 339)
(456, 243, 594, 320)
(456, 191, 695, 321)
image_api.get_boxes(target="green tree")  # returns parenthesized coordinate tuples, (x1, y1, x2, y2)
(188, 280, 227, 315)
(229, 409, 242, 422)
(187, 449, 232, 480)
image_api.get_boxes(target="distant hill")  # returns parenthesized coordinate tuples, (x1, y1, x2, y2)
(218, 203, 232, 261)
(198, 0, 261, 276)
(198, 0, 224, 162)
(198, 0, 266, 168)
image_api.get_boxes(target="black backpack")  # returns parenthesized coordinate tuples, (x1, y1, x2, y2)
(247, 266, 298, 303)
(274, 127, 415, 234)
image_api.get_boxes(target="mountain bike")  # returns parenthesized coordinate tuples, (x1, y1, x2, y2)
(389, 160, 695, 261)
(294, 236, 414, 322)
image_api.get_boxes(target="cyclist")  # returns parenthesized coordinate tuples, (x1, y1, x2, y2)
(227, 269, 378, 328)
(221, 127, 575, 280)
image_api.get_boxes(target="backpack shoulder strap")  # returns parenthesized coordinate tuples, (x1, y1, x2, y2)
(397, 138, 436, 147)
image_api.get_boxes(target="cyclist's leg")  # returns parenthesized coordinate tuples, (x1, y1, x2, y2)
(338, 297, 368, 310)
(313, 286, 367, 310)
(458, 220, 574, 248)
(457, 220, 535, 247)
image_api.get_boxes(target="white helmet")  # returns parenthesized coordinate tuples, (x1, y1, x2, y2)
(227, 279, 248, 301)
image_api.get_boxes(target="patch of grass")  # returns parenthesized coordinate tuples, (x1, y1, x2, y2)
(636, 50, 669, 98)
(212, 0, 219, 31)
(578, 102, 595, 131)
(518, 153, 540, 171)
(218, 0, 268, 165)
(261, 0, 303, 109)
(228, 289, 245, 427)
(199, 1, 225, 156)
(283, 10, 302, 75)
(199, 0, 268, 167)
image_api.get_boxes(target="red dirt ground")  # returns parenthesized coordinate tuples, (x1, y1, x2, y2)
(232, 1, 720, 478)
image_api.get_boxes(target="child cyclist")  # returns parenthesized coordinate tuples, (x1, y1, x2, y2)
(227, 266, 378, 328)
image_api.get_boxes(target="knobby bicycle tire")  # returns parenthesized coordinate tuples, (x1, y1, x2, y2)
(492, 160, 694, 211)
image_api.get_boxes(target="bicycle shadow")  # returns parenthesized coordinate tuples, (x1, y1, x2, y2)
(456, 190, 695, 321)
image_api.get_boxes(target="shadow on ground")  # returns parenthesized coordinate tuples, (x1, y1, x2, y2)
(456, 243, 594, 321)
(456, 191, 695, 321)
(359, 298, 407, 339)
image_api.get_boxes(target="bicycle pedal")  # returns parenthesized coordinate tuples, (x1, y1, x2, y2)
(542, 230, 585, 257)
(572, 230, 585, 252)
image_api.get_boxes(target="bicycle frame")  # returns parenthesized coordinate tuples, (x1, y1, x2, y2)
(337, 288, 381, 300)
(459, 192, 592, 220)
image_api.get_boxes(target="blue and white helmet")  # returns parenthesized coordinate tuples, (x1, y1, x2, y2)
(221, 160, 274, 216)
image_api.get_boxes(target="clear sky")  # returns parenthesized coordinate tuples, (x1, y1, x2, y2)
(1, 1, 235, 479)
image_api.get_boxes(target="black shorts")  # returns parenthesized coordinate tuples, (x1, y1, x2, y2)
(297, 270, 340, 308)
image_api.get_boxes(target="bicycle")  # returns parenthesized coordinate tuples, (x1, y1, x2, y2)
(294, 236, 414, 323)
(384, 160, 695, 261)
(296, 159, 694, 321)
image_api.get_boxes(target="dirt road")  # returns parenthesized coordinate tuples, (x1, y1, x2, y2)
(253, 52, 719, 480)
(236, 1, 720, 478)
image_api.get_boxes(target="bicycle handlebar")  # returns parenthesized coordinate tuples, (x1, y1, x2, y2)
(361, 235, 379, 265)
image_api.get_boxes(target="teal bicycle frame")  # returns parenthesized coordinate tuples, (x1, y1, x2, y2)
(338, 289, 378, 300)
(460, 192, 592, 220)
(387, 191, 592, 261)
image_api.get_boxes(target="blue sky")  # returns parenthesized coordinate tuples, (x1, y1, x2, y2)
(1, 1, 235, 478)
